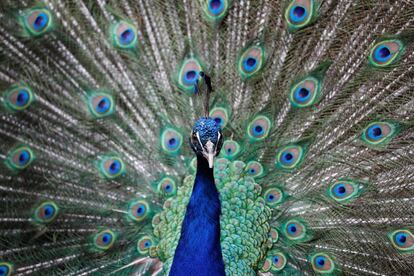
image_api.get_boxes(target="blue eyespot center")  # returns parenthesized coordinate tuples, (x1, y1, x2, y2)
(288, 223, 297, 233)
(374, 46, 392, 62)
(102, 233, 112, 244)
(120, 28, 135, 45)
(168, 138, 177, 147)
(33, 13, 49, 31)
(290, 5, 307, 23)
(137, 205, 146, 216)
(184, 70, 198, 84)
(243, 57, 257, 72)
(268, 194, 274, 201)
(295, 87, 311, 102)
(227, 148, 232, 153)
(96, 98, 111, 113)
(334, 184, 347, 196)
(367, 125, 383, 140)
(43, 205, 54, 218)
(16, 90, 30, 106)
(108, 160, 121, 174)
(249, 169, 255, 174)
(396, 233, 407, 245)
(273, 256, 279, 263)
(165, 184, 172, 192)
(209, 0, 224, 15)
(281, 152, 294, 164)
(0, 266, 8, 275)
(18, 150, 30, 166)
(254, 125, 264, 135)
(315, 256, 325, 267)
(144, 241, 151, 247)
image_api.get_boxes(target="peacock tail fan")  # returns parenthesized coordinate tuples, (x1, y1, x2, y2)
(0, 0, 413, 275)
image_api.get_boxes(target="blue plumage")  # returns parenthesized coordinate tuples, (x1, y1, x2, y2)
(170, 157, 225, 276)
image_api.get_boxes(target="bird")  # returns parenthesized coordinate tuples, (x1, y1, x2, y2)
(0, 0, 413, 275)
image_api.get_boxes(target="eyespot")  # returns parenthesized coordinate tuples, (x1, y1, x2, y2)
(237, 45, 265, 79)
(271, 251, 288, 272)
(284, 0, 315, 30)
(388, 229, 414, 252)
(5, 146, 35, 171)
(289, 77, 320, 107)
(369, 40, 403, 67)
(282, 219, 307, 241)
(137, 235, 155, 255)
(87, 93, 115, 118)
(111, 21, 138, 49)
(0, 262, 13, 276)
(127, 200, 150, 222)
(33, 201, 59, 224)
(247, 115, 271, 141)
(3, 85, 35, 112)
(264, 187, 285, 207)
(203, 0, 230, 22)
(161, 128, 183, 154)
(209, 107, 229, 128)
(98, 155, 125, 179)
(310, 253, 335, 273)
(221, 140, 240, 160)
(21, 8, 53, 36)
(177, 58, 203, 92)
(328, 180, 363, 203)
(275, 145, 305, 170)
(245, 161, 264, 178)
(94, 229, 116, 251)
(157, 177, 177, 197)
(361, 122, 398, 148)
(268, 228, 279, 243)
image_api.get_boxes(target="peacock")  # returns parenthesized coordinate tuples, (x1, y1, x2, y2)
(0, 0, 414, 275)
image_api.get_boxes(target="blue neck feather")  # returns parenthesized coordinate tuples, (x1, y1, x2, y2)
(170, 156, 225, 276)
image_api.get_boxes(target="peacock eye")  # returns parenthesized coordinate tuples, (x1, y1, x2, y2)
(161, 128, 183, 154)
(21, 8, 53, 36)
(137, 235, 156, 255)
(361, 121, 398, 148)
(282, 218, 308, 242)
(276, 145, 305, 170)
(0, 262, 13, 276)
(3, 85, 35, 112)
(111, 21, 138, 49)
(328, 179, 363, 203)
(237, 45, 265, 79)
(289, 77, 320, 107)
(87, 93, 115, 118)
(157, 177, 177, 197)
(285, 0, 315, 30)
(177, 58, 203, 92)
(221, 140, 240, 160)
(127, 200, 151, 223)
(388, 229, 414, 252)
(247, 115, 271, 141)
(5, 145, 35, 171)
(271, 251, 287, 272)
(33, 201, 59, 224)
(310, 253, 335, 273)
(98, 155, 125, 179)
(369, 40, 403, 67)
(93, 229, 116, 250)
(264, 187, 285, 207)
(245, 161, 264, 178)
(209, 107, 229, 128)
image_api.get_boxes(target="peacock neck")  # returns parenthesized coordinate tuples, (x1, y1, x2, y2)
(170, 156, 225, 276)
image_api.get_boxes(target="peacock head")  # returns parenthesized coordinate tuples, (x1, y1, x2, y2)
(190, 117, 223, 168)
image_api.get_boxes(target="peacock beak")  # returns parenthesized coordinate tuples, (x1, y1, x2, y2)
(203, 140, 215, 168)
